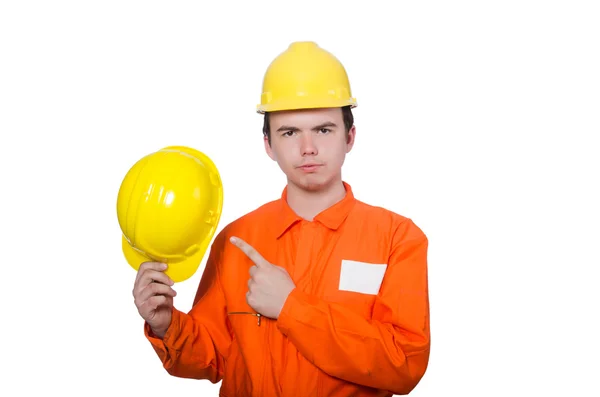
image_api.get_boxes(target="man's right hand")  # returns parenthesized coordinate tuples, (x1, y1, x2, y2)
(133, 261, 177, 339)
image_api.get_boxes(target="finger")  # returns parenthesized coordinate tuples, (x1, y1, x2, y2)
(249, 265, 258, 278)
(247, 277, 256, 292)
(230, 237, 270, 268)
(139, 267, 174, 289)
(275, 265, 290, 275)
(139, 295, 170, 317)
(139, 261, 167, 275)
(134, 269, 173, 298)
(136, 281, 177, 304)
(134, 271, 173, 300)
(134, 262, 168, 289)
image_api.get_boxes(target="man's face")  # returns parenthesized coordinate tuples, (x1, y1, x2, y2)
(264, 107, 356, 192)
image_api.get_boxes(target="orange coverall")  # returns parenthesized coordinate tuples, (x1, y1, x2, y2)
(144, 182, 431, 396)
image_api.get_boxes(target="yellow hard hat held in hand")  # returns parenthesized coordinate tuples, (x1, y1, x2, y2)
(257, 41, 357, 113)
(116, 146, 223, 283)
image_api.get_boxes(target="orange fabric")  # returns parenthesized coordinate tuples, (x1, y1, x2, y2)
(144, 182, 430, 396)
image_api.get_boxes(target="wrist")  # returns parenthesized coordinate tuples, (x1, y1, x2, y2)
(149, 324, 167, 339)
(277, 287, 296, 319)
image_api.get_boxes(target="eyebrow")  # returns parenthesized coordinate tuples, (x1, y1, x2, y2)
(276, 125, 300, 132)
(276, 121, 338, 132)
(312, 121, 337, 131)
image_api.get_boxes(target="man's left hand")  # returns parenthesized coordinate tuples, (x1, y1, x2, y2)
(230, 236, 296, 319)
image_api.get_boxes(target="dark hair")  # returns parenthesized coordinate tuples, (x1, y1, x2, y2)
(262, 105, 354, 145)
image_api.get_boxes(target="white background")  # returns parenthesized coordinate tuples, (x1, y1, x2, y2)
(1, 1, 599, 396)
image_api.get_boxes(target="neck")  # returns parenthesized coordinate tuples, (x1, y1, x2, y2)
(286, 178, 347, 221)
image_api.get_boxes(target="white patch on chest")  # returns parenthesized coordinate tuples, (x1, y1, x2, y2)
(338, 260, 387, 295)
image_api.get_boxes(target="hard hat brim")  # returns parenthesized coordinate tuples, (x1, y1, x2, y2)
(256, 98, 357, 114)
(122, 235, 209, 283)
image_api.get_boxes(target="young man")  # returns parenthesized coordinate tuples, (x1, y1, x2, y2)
(133, 41, 431, 396)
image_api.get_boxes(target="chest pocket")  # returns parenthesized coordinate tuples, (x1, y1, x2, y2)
(323, 259, 388, 318)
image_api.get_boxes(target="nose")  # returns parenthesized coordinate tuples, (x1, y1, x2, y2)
(300, 133, 318, 156)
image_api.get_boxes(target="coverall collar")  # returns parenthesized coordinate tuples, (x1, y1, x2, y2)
(275, 181, 356, 239)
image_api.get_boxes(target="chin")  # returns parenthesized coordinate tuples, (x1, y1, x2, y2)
(301, 181, 325, 192)
(289, 174, 332, 192)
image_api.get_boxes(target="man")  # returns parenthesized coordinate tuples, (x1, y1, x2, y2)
(132, 41, 430, 396)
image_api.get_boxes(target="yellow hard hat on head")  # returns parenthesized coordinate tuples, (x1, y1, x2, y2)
(116, 146, 223, 283)
(257, 41, 357, 113)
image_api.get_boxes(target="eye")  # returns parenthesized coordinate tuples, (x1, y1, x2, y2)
(319, 128, 331, 134)
(282, 130, 295, 137)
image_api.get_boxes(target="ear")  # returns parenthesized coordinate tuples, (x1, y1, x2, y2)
(345, 125, 356, 153)
(264, 135, 277, 161)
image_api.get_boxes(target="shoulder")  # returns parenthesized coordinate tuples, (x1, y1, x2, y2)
(212, 198, 281, 245)
(352, 198, 428, 242)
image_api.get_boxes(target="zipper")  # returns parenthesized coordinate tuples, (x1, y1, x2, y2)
(260, 315, 271, 396)
(227, 311, 262, 326)
(227, 311, 268, 394)
(317, 370, 322, 397)
(279, 339, 289, 394)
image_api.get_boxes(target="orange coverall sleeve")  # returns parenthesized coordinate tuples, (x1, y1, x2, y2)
(143, 234, 231, 383)
(276, 219, 430, 395)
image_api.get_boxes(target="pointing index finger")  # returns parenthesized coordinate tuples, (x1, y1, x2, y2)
(230, 236, 269, 267)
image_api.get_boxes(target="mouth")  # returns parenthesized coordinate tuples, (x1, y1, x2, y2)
(297, 164, 323, 172)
